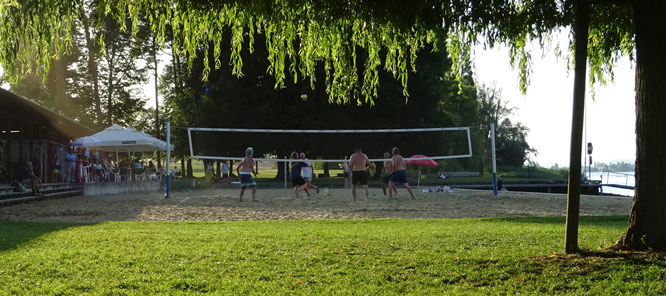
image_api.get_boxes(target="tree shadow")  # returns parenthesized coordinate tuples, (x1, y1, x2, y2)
(531, 248, 666, 268)
(0, 222, 96, 252)
(494, 215, 629, 226)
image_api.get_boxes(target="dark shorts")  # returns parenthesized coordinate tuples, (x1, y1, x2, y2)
(240, 173, 256, 188)
(292, 177, 305, 187)
(389, 170, 407, 184)
(383, 175, 392, 184)
(222, 173, 229, 178)
(352, 171, 368, 185)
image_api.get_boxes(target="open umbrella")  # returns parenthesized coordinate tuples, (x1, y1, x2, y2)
(72, 136, 102, 147)
(405, 155, 439, 187)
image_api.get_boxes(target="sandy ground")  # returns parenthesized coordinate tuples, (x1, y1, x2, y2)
(0, 187, 633, 223)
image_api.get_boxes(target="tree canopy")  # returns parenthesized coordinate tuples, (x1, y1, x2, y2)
(0, 1, 633, 105)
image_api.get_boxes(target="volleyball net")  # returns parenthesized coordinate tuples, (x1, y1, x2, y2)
(186, 127, 473, 163)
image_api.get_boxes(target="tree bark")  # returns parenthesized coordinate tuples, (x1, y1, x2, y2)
(50, 58, 69, 115)
(619, 1, 666, 250)
(186, 158, 193, 177)
(275, 159, 286, 179)
(565, 1, 589, 254)
(81, 12, 102, 126)
(323, 162, 330, 177)
(180, 157, 185, 176)
(105, 46, 116, 126)
(153, 36, 161, 169)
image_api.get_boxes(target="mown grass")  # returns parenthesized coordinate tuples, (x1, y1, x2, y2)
(2, 216, 663, 295)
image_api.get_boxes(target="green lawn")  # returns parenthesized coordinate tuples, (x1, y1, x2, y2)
(2, 217, 663, 295)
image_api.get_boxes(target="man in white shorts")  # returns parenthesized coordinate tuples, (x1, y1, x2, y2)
(300, 152, 319, 194)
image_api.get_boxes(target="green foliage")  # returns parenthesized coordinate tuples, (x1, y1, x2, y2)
(0, 1, 635, 105)
(163, 33, 480, 162)
(2, 217, 664, 294)
(477, 84, 536, 168)
(499, 166, 569, 180)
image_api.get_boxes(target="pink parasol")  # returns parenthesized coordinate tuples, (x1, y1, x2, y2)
(405, 155, 439, 167)
(405, 155, 438, 187)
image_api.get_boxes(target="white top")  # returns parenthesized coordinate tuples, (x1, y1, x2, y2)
(302, 159, 313, 178)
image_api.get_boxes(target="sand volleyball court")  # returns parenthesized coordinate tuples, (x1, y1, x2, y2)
(0, 188, 632, 223)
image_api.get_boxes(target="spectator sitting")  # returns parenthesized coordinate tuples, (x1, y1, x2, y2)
(17, 161, 42, 195)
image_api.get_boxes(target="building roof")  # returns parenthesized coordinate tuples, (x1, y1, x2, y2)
(0, 87, 91, 139)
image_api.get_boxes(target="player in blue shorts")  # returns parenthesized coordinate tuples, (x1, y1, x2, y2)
(237, 147, 258, 202)
(388, 147, 415, 200)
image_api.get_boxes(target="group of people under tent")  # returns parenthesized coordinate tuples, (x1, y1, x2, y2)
(16, 146, 161, 196)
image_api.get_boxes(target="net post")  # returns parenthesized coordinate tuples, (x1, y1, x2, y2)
(466, 127, 473, 158)
(165, 120, 171, 199)
(283, 156, 288, 189)
(187, 128, 194, 158)
(490, 123, 497, 195)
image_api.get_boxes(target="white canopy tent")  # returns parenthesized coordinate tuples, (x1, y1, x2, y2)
(72, 124, 172, 162)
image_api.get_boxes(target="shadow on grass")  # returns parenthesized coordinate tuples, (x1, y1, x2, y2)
(0, 222, 95, 252)
(493, 215, 629, 226)
(531, 248, 666, 269)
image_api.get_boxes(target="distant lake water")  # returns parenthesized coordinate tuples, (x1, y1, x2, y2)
(590, 172, 635, 196)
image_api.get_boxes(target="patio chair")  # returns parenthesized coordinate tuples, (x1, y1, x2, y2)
(134, 168, 147, 181)
(83, 165, 93, 183)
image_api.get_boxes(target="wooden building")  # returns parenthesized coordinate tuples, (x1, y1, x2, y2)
(0, 88, 90, 183)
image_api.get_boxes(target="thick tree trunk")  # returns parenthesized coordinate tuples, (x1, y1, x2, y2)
(153, 37, 161, 169)
(82, 13, 102, 126)
(186, 158, 193, 177)
(180, 157, 185, 176)
(50, 58, 69, 115)
(565, 1, 589, 254)
(619, 1, 666, 250)
(276, 159, 286, 179)
(105, 49, 116, 126)
(323, 162, 330, 177)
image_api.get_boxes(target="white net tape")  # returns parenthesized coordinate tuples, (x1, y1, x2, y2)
(187, 127, 473, 163)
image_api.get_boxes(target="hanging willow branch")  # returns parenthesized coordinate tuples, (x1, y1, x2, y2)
(0, 0, 634, 105)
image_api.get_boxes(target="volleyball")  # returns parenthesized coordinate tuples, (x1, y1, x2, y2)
(300, 94, 308, 101)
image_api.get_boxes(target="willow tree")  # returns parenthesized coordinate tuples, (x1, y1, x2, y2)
(0, 0, 663, 250)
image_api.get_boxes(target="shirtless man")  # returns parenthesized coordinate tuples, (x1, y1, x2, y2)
(381, 152, 397, 196)
(236, 147, 258, 202)
(388, 147, 416, 200)
(349, 145, 371, 205)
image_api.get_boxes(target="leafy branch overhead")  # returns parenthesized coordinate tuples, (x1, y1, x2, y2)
(0, 0, 634, 105)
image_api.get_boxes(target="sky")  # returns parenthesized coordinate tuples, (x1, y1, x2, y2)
(2, 33, 637, 168)
(471, 39, 636, 167)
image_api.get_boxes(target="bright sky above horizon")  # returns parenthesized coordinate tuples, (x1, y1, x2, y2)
(471, 37, 636, 167)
